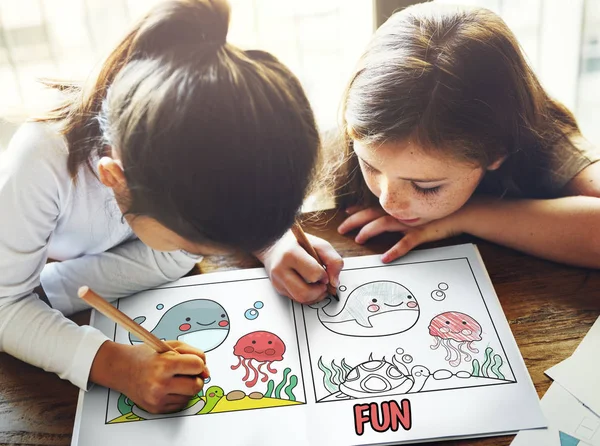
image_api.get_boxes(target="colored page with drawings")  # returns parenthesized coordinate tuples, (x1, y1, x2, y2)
(72, 244, 545, 446)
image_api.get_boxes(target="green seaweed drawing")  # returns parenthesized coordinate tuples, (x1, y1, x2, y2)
(264, 367, 298, 401)
(331, 360, 343, 386)
(317, 357, 353, 394)
(284, 375, 298, 400)
(490, 354, 505, 379)
(317, 357, 339, 393)
(274, 368, 290, 398)
(471, 359, 481, 376)
(340, 358, 353, 375)
(481, 346, 493, 377)
(265, 380, 275, 398)
(471, 347, 505, 379)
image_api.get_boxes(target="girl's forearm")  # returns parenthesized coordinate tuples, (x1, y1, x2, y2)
(459, 196, 600, 268)
(89, 341, 131, 393)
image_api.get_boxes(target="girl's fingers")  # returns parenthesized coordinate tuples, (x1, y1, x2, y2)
(165, 351, 207, 377)
(167, 375, 205, 397)
(381, 218, 460, 263)
(162, 395, 196, 411)
(307, 234, 344, 287)
(337, 207, 387, 234)
(273, 269, 328, 304)
(381, 229, 428, 263)
(139, 394, 192, 415)
(344, 205, 363, 215)
(355, 216, 408, 244)
(168, 341, 207, 364)
(288, 248, 330, 284)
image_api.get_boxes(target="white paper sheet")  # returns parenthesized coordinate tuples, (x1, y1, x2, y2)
(72, 244, 545, 446)
(545, 317, 600, 417)
(510, 427, 560, 446)
(511, 383, 600, 446)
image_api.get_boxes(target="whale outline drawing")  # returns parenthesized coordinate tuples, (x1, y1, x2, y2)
(129, 299, 230, 353)
(309, 280, 420, 337)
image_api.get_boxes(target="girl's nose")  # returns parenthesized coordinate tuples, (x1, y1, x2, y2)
(378, 180, 410, 214)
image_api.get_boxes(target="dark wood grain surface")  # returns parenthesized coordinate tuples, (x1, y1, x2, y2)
(1, 209, 598, 446)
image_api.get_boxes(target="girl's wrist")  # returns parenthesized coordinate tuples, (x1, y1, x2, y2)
(253, 245, 270, 263)
(253, 228, 291, 264)
(89, 341, 131, 393)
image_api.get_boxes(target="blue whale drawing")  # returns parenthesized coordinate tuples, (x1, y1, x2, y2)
(309, 281, 419, 337)
(130, 299, 230, 352)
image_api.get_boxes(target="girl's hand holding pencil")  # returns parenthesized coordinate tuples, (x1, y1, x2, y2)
(256, 226, 344, 305)
(80, 286, 209, 414)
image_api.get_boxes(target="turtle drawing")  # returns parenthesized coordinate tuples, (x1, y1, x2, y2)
(130, 386, 224, 420)
(320, 355, 430, 401)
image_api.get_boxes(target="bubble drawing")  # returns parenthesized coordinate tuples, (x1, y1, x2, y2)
(431, 289, 446, 301)
(430, 282, 449, 301)
(156, 303, 164, 310)
(244, 301, 265, 320)
(339, 285, 347, 292)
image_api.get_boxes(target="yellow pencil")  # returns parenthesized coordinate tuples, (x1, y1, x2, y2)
(77, 286, 176, 354)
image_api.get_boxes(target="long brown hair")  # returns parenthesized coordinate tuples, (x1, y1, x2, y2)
(335, 3, 581, 207)
(35, 0, 320, 253)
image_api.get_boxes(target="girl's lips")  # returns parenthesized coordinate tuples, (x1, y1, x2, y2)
(396, 217, 420, 223)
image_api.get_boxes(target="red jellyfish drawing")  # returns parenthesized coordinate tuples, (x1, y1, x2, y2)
(231, 331, 286, 387)
(429, 311, 482, 367)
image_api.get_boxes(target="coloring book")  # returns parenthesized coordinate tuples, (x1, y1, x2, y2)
(72, 244, 545, 446)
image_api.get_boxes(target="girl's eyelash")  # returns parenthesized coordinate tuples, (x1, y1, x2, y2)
(412, 183, 441, 195)
(361, 161, 378, 174)
(360, 160, 441, 195)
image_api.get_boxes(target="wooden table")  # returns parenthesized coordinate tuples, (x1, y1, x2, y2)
(1, 209, 599, 446)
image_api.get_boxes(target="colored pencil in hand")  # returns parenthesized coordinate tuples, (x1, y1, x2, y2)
(291, 221, 339, 301)
(77, 286, 176, 354)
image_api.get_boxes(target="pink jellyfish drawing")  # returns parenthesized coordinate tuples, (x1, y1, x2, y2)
(429, 311, 482, 367)
(231, 331, 286, 387)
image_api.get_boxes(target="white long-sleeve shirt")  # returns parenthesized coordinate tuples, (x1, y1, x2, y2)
(0, 122, 199, 390)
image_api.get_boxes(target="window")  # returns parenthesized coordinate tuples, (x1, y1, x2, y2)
(579, 0, 600, 145)
(0, 0, 373, 143)
(436, 0, 599, 146)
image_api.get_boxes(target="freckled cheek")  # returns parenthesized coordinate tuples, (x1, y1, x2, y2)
(420, 186, 474, 220)
(401, 193, 445, 220)
(439, 179, 480, 216)
(424, 194, 455, 218)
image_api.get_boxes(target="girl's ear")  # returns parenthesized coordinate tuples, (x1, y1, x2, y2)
(97, 156, 129, 197)
(487, 155, 507, 171)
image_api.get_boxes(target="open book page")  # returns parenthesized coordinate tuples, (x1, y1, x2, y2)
(72, 244, 544, 446)
(299, 244, 545, 445)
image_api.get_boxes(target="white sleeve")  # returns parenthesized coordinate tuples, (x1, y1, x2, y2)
(0, 123, 109, 390)
(41, 242, 200, 315)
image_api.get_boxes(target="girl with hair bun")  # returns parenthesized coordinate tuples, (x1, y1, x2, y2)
(0, 0, 341, 414)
